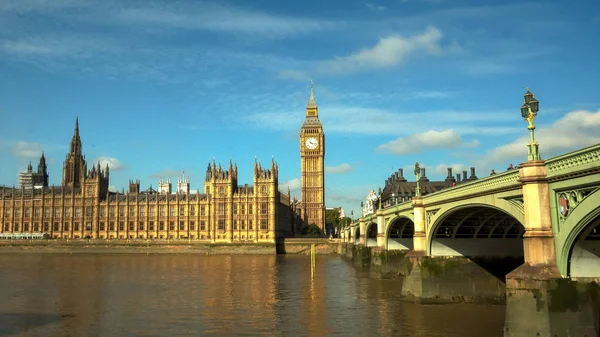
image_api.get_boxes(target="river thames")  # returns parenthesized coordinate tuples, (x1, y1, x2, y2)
(0, 254, 505, 336)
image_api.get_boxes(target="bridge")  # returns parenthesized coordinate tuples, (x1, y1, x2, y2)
(339, 89, 599, 336)
(342, 142, 600, 279)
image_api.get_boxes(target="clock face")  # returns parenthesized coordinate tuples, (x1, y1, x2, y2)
(305, 137, 318, 150)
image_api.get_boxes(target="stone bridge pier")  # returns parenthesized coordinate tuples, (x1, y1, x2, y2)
(504, 160, 598, 337)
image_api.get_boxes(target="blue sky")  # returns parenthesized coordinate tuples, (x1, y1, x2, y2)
(1, 0, 599, 217)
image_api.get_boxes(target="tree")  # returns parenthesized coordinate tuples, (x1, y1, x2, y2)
(302, 224, 323, 237)
(326, 208, 341, 235)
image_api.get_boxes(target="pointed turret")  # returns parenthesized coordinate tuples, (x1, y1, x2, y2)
(27, 162, 32, 172)
(304, 80, 320, 119)
(63, 117, 87, 189)
(38, 152, 46, 173)
(306, 80, 317, 109)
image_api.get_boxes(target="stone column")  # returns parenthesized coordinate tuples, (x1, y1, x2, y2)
(509, 161, 559, 275)
(503, 161, 598, 337)
(350, 226, 356, 244)
(376, 209, 385, 247)
(408, 197, 426, 256)
(359, 218, 366, 246)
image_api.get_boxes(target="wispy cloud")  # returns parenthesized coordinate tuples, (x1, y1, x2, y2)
(478, 109, 600, 167)
(10, 141, 42, 158)
(277, 69, 310, 82)
(325, 163, 353, 174)
(318, 26, 445, 75)
(243, 105, 523, 136)
(93, 156, 125, 170)
(280, 178, 301, 192)
(113, 3, 329, 37)
(433, 163, 468, 176)
(377, 129, 479, 154)
(364, 2, 386, 11)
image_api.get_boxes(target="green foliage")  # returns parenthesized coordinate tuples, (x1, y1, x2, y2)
(325, 209, 340, 230)
(302, 224, 323, 237)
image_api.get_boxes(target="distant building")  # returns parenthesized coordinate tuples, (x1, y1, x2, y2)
(0, 118, 296, 242)
(18, 154, 49, 190)
(381, 167, 479, 207)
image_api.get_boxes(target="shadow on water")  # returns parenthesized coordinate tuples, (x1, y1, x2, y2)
(0, 313, 73, 335)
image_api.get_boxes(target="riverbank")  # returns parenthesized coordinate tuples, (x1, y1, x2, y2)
(0, 238, 340, 255)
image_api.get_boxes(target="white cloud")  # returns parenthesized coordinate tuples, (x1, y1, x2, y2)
(318, 26, 444, 75)
(108, 185, 118, 193)
(10, 141, 42, 158)
(276, 69, 310, 81)
(479, 109, 600, 166)
(434, 163, 467, 176)
(377, 129, 480, 154)
(325, 163, 353, 174)
(364, 2, 386, 11)
(279, 178, 301, 192)
(243, 103, 522, 137)
(93, 156, 125, 170)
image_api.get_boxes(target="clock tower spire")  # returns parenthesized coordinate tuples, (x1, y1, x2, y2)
(300, 80, 325, 232)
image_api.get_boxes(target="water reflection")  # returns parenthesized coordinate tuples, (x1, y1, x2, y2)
(0, 254, 504, 336)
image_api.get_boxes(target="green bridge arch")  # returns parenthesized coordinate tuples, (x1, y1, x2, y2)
(555, 187, 600, 277)
(426, 200, 525, 256)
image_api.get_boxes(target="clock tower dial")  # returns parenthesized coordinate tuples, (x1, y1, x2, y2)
(300, 81, 325, 231)
(305, 137, 318, 150)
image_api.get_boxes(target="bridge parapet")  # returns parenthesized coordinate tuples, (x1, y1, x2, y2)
(545, 143, 600, 179)
(422, 170, 520, 206)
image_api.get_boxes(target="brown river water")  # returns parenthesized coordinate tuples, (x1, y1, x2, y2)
(0, 254, 505, 336)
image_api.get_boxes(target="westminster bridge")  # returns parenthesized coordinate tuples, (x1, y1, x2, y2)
(340, 141, 600, 336)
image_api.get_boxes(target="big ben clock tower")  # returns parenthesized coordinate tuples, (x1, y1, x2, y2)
(300, 80, 325, 231)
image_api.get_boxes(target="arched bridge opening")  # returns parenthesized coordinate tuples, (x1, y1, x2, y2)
(354, 226, 360, 245)
(569, 212, 600, 278)
(430, 205, 525, 281)
(386, 217, 414, 250)
(366, 223, 377, 247)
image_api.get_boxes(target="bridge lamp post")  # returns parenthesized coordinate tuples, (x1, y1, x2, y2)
(414, 162, 421, 197)
(378, 188, 383, 210)
(521, 88, 540, 161)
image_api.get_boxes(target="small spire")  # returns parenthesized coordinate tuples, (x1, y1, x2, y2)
(306, 80, 317, 109)
(74, 116, 79, 137)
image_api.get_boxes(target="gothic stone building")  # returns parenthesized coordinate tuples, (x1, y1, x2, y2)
(0, 118, 296, 242)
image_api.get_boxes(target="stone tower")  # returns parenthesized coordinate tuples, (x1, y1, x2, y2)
(299, 80, 325, 231)
(62, 117, 87, 189)
(37, 152, 49, 187)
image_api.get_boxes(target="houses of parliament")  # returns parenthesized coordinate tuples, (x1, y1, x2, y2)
(0, 84, 326, 240)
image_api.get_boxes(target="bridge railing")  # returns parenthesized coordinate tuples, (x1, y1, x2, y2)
(422, 169, 521, 206)
(545, 143, 600, 179)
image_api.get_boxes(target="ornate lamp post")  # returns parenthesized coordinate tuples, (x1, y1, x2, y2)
(521, 88, 541, 161)
(414, 162, 421, 197)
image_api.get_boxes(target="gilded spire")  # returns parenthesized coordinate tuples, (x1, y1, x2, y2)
(306, 80, 317, 109)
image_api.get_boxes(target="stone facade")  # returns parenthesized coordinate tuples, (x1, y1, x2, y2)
(0, 119, 297, 242)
